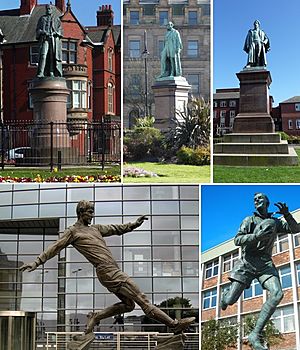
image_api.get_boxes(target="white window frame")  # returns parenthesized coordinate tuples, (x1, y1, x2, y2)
(204, 259, 219, 279)
(220, 101, 227, 107)
(278, 265, 292, 290)
(220, 110, 226, 118)
(295, 103, 300, 111)
(202, 288, 217, 309)
(67, 80, 87, 109)
(294, 232, 300, 247)
(213, 101, 218, 108)
(288, 119, 293, 129)
(229, 110, 236, 118)
(229, 100, 236, 107)
(108, 82, 114, 113)
(271, 305, 295, 333)
(223, 251, 239, 273)
(30, 44, 39, 66)
(243, 279, 263, 300)
(273, 233, 289, 255)
(296, 119, 300, 129)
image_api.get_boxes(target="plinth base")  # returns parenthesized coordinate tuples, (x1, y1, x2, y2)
(155, 333, 187, 350)
(152, 77, 191, 130)
(214, 133, 299, 166)
(233, 113, 275, 133)
(67, 333, 95, 350)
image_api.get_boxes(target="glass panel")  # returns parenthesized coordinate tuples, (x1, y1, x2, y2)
(123, 201, 151, 215)
(95, 186, 122, 201)
(152, 231, 180, 245)
(152, 186, 179, 200)
(14, 190, 39, 205)
(124, 261, 152, 277)
(181, 231, 198, 245)
(180, 201, 199, 215)
(152, 216, 180, 230)
(123, 231, 151, 245)
(152, 201, 179, 215)
(153, 261, 180, 276)
(182, 247, 198, 261)
(153, 246, 180, 261)
(153, 278, 181, 292)
(182, 262, 199, 276)
(181, 216, 199, 230)
(95, 202, 122, 216)
(40, 204, 66, 217)
(124, 247, 150, 261)
(13, 205, 38, 219)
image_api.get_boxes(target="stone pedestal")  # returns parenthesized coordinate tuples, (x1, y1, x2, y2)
(29, 77, 72, 165)
(152, 77, 191, 130)
(233, 69, 275, 133)
(214, 68, 299, 166)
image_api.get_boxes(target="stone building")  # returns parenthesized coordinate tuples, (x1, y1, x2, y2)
(201, 209, 300, 350)
(123, 0, 210, 128)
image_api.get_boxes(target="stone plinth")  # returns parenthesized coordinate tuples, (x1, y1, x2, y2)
(152, 77, 191, 130)
(233, 69, 275, 133)
(214, 133, 299, 166)
(29, 77, 72, 165)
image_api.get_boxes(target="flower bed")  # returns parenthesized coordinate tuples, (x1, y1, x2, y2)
(123, 166, 158, 178)
(0, 174, 121, 183)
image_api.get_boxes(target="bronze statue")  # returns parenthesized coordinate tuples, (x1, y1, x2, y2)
(159, 22, 183, 78)
(221, 193, 300, 350)
(36, 4, 63, 78)
(244, 20, 270, 68)
(20, 200, 194, 348)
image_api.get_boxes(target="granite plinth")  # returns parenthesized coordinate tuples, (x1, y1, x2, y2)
(214, 133, 299, 166)
(155, 333, 186, 350)
(152, 77, 191, 130)
(233, 69, 274, 133)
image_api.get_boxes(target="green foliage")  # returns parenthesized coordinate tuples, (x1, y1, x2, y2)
(124, 127, 165, 161)
(278, 131, 300, 144)
(134, 116, 156, 128)
(201, 319, 238, 350)
(278, 131, 290, 140)
(166, 97, 210, 152)
(176, 146, 210, 165)
(243, 315, 283, 348)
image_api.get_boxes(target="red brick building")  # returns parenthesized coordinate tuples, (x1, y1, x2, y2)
(277, 97, 300, 136)
(0, 0, 120, 124)
(201, 209, 300, 350)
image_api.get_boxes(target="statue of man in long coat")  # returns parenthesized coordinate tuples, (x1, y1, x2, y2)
(244, 20, 270, 68)
(160, 22, 183, 78)
(36, 4, 63, 78)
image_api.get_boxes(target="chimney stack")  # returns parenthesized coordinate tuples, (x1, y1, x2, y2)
(96, 4, 114, 27)
(55, 0, 66, 13)
(20, 0, 37, 15)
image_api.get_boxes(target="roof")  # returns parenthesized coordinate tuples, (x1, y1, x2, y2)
(280, 96, 300, 104)
(0, 5, 62, 45)
(85, 25, 121, 46)
(213, 92, 240, 100)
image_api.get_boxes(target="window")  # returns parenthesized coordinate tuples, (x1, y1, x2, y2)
(172, 4, 184, 16)
(201, 4, 210, 16)
(273, 234, 289, 254)
(220, 101, 227, 107)
(205, 259, 219, 279)
(296, 119, 300, 129)
(158, 40, 164, 56)
(188, 11, 197, 25)
(230, 111, 236, 118)
(108, 83, 114, 113)
(130, 11, 139, 25)
(213, 101, 218, 108)
(30, 44, 39, 65)
(220, 110, 226, 118)
(108, 49, 113, 71)
(143, 4, 155, 16)
(67, 80, 87, 109)
(295, 233, 300, 247)
(297, 263, 300, 285)
(187, 40, 198, 57)
(159, 11, 168, 26)
(279, 265, 292, 289)
(288, 120, 293, 129)
(187, 74, 200, 95)
(220, 116, 225, 124)
(295, 103, 300, 111)
(229, 100, 236, 107)
(213, 110, 217, 119)
(244, 279, 263, 299)
(272, 305, 295, 333)
(202, 288, 217, 309)
(62, 40, 77, 64)
(128, 74, 141, 97)
(223, 251, 239, 272)
(129, 40, 140, 58)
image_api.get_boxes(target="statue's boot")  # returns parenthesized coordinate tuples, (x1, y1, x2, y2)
(67, 332, 95, 350)
(220, 292, 228, 311)
(172, 317, 195, 334)
(248, 332, 268, 350)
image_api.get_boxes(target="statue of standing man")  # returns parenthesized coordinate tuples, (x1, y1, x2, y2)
(244, 20, 270, 68)
(36, 4, 63, 78)
(159, 22, 183, 78)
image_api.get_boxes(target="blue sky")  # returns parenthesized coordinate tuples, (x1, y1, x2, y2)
(0, 0, 121, 25)
(201, 185, 300, 252)
(214, 0, 300, 105)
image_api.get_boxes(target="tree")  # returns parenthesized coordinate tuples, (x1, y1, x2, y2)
(166, 97, 210, 151)
(201, 319, 238, 350)
(243, 315, 283, 348)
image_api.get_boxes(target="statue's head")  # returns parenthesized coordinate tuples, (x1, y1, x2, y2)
(254, 192, 270, 212)
(167, 22, 174, 30)
(46, 4, 53, 15)
(76, 200, 94, 224)
(253, 20, 260, 29)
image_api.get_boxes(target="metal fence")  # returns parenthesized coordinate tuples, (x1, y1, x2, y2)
(0, 120, 121, 170)
(44, 332, 199, 350)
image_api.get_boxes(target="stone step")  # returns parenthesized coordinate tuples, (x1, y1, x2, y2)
(222, 133, 281, 143)
(214, 141, 289, 154)
(214, 147, 299, 166)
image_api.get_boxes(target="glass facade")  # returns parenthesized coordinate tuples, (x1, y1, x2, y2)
(0, 184, 199, 338)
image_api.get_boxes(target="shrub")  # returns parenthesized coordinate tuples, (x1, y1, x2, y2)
(124, 127, 165, 161)
(176, 146, 210, 166)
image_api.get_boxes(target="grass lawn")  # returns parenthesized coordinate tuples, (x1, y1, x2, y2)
(0, 165, 121, 180)
(213, 149, 300, 183)
(123, 162, 210, 183)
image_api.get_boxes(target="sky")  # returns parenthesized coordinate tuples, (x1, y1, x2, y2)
(214, 0, 300, 105)
(0, 0, 121, 25)
(201, 185, 300, 252)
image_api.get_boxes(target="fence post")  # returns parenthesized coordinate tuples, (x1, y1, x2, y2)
(101, 120, 105, 171)
(88, 125, 92, 163)
(50, 122, 54, 172)
(1, 124, 4, 170)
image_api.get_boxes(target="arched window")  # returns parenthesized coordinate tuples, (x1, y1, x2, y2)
(108, 82, 114, 113)
(108, 49, 113, 71)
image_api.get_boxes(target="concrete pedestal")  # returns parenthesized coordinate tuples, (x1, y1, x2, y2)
(233, 69, 275, 133)
(152, 77, 191, 130)
(29, 77, 72, 165)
